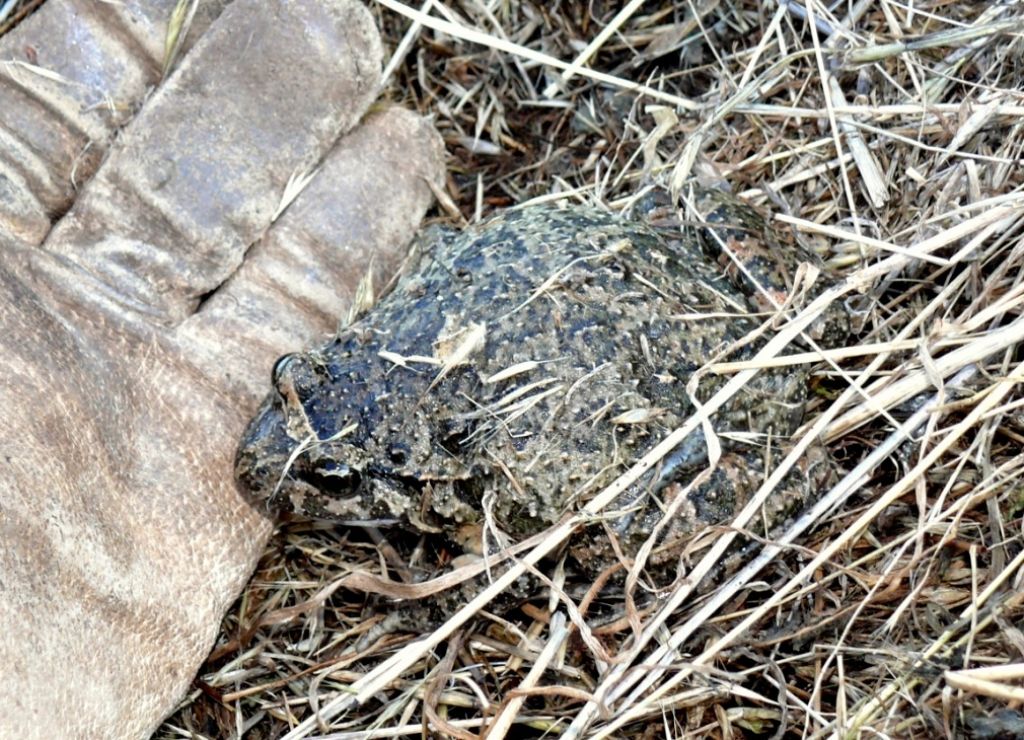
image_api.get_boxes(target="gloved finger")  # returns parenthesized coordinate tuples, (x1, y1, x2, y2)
(176, 105, 445, 400)
(0, 0, 232, 248)
(40, 0, 383, 326)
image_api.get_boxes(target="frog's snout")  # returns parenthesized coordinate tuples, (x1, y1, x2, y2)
(235, 396, 294, 501)
(237, 399, 386, 522)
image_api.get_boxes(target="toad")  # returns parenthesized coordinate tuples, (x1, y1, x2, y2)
(236, 189, 845, 615)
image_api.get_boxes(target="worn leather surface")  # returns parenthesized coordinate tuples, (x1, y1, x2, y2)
(0, 1, 444, 736)
(0, 0, 233, 245)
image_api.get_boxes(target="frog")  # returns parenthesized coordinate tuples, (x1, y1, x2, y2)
(235, 187, 846, 622)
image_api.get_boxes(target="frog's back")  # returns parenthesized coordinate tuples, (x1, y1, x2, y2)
(323, 204, 774, 533)
(370, 204, 755, 364)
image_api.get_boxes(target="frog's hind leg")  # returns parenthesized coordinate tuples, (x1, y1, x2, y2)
(621, 443, 838, 594)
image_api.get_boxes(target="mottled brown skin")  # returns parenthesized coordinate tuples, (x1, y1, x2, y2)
(237, 192, 845, 606)
(0, 1, 444, 736)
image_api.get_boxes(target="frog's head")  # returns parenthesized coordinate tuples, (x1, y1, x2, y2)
(235, 349, 423, 525)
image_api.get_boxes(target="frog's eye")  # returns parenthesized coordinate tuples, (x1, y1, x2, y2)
(387, 445, 410, 465)
(271, 354, 295, 388)
(307, 462, 362, 499)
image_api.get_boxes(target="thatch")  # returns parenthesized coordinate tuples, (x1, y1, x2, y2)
(139, 1, 1024, 737)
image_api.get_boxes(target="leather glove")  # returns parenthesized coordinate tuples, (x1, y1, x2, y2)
(0, 0, 443, 736)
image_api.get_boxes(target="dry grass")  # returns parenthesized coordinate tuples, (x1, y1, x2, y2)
(0, 0, 43, 35)
(142, 0, 1023, 737)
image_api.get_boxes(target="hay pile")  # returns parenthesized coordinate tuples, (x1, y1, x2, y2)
(147, 1, 1022, 737)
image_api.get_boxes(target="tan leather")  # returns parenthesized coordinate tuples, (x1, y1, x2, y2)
(0, 1, 444, 736)
(0, 0, 233, 245)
